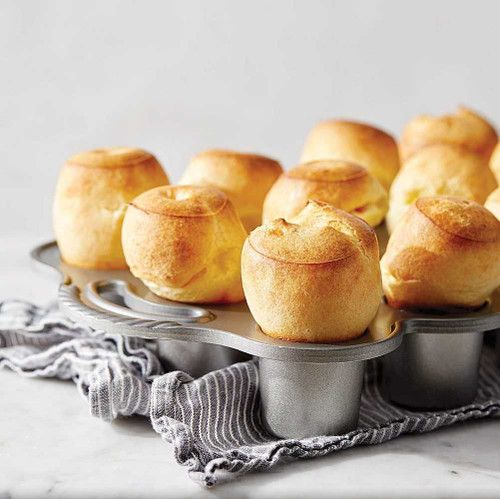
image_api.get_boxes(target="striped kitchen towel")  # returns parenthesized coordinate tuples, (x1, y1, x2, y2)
(0, 300, 163, 420)
(1, 299, 500, 487)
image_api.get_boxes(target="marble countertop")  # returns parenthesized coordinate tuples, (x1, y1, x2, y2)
(1, 233, 500, 499)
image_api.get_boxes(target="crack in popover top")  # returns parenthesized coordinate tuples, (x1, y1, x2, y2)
(249, 200, 376, 264)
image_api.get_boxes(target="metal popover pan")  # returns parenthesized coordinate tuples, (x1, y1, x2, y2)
(30, 240, 500, 438)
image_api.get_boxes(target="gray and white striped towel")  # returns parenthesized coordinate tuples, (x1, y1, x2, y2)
(1, 299, 500, 487)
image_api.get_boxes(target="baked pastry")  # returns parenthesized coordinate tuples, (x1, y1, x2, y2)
(485, 187, 500, 220)
(53, 147, 169, 269)
(381, 196, 500, 310)
(489, 142, 500, 183)
(400, 106, 498, 161)
(242, 200, 382, 342)
(179, 149, 283, 231)
(122, 185, 246, 303)
(300, 120, 400, 190)
(386, 144, 497, 233)
(262, 160, 388, 227)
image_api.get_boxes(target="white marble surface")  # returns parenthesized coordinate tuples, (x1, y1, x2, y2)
(1, 234, 500, 499)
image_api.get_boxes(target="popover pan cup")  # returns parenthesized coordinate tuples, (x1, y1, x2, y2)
(155, 341, 250, 378)
(259, 358, 365, 439)
(380, 294, 500, 410)
(383, 330, 483, 410)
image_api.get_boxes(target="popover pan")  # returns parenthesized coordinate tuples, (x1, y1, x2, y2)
(31, 241, 500, 438)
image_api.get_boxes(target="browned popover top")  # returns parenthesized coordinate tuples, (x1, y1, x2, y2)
(66, 147, 158, 169)
(286, 160, 368, 183)
(400, 106, 498, 160)
(249, 200, 376, 265)
(129, 185, 227, 218)
(415, 196, 500, 243)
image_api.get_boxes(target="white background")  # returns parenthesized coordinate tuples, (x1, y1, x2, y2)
(1, 0, 500, 238)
